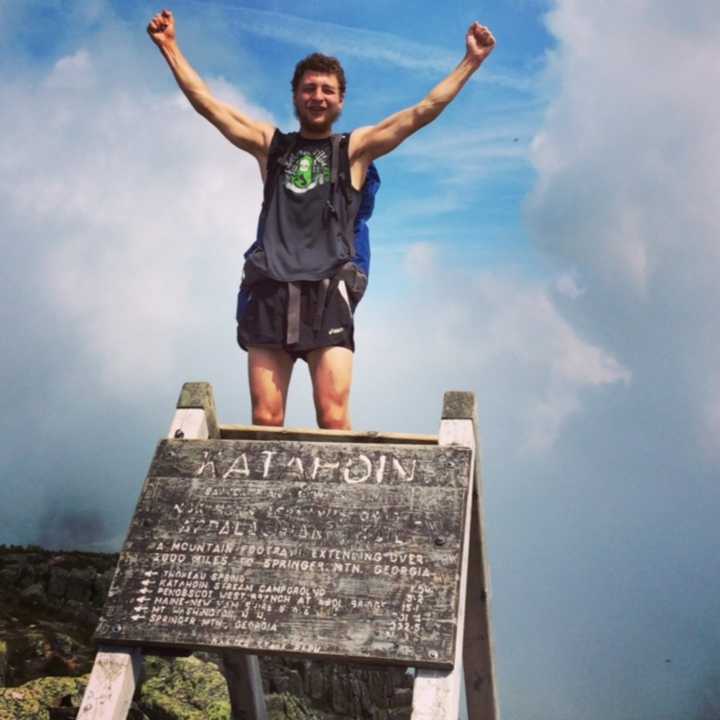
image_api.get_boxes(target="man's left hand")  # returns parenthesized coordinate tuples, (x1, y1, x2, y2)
(466, 22, 496, 66)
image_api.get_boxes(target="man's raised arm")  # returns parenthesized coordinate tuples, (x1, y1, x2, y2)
(147, 9, 275, 160)
(350, 23, 496, 170)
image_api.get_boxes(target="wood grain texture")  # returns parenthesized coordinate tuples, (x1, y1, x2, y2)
(168, 408, 208, 442)
(463, 487, 499, 720)
(172, 385, 267, 720)
(412, 417, 477, 720)
(220, 424, 437, 445)
(222, 652, 267, 720)
(76, 647, 142, 720)
(94, 439, 472, 669)
(176, 382, 219, 439)
(412, 399, 499, 720)
(441, 391, 477, 421)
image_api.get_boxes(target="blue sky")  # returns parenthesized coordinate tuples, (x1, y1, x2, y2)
(2, 1, 720, 719)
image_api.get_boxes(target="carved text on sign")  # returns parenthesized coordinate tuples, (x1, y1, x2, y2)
(96, 439, 471, 668)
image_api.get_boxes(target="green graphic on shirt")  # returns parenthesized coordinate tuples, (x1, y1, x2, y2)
(292, 154, 315, 189)
(285, 148, 330, 194)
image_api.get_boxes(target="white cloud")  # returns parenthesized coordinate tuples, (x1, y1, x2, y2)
(525, 0, 720, 455)
(403, 241, 437, 277)
(554, 270, 584, 299)
(1, 48, 272, 393)
(355, 260, 628, 453)
(45, 49, 96, 89)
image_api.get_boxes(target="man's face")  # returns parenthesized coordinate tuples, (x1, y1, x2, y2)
(293, 71, 344, 135)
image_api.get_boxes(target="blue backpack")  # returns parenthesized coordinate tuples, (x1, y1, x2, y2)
(236, 132, 380, 323)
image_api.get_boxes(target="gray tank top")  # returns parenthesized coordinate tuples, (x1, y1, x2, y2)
(251, 131, 362, 282)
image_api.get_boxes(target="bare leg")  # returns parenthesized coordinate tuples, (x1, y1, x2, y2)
(307, 346, 353, 430)
(248, 346, 295, 426)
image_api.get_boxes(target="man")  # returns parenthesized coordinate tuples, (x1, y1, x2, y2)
(147, 10, 495, 430)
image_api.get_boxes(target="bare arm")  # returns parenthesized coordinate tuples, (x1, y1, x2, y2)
(350, 23, 496, 176)
(147, 9, 275, 160)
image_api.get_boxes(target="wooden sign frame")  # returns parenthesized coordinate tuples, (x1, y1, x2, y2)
(96, 438, 472, 668)
(77, 383, 498, 720)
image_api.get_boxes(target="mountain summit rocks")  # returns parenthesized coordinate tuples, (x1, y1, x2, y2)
(0, 546, 413, 719)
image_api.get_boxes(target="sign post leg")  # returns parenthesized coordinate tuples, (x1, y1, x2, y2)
(173, 382, 268, 720)
(411, 391, 498, 720)
(222, 652, 268, 720)
(76, 647, 142, 720)
(463, 487, 500, 719)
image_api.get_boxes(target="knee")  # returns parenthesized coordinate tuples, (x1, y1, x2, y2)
(316, 396, 350, 430)
(252, 405, 285, 427)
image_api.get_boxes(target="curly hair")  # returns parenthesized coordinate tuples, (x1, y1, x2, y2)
(291, 53, 346, 97)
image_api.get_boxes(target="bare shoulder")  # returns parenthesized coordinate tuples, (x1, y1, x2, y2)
(256, 121, 278, 158)
(230, 114, 277, 160)
(209, 100, 277, 160)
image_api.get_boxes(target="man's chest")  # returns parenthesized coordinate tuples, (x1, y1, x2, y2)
(282, 145, 332, 196)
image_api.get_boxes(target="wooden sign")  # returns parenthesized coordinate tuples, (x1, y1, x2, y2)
(95, 438, 472, 668)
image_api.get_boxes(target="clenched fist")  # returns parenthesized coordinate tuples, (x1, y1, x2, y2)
(465, 22, 496, 66)
(147, 9, 175, 48)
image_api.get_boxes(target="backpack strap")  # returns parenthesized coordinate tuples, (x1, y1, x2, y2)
(324, 133, 342, 221)
(337, 133, 352, 207)
(329, 134, 341, 186)
(259, 131, 298, 226)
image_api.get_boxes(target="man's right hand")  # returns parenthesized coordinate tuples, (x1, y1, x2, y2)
(147, 9, 175, 48)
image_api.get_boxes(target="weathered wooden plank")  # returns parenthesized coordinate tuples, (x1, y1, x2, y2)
(76, 647, 142, 720)
(220, 424, 437, 445)
(222, 652, 267, 720)
(74, 390, 213, 720)
(463, 486, 499, 720)
(169, 408, 208, 441)
(412, 390, 478, 720)
(177, 381, 220, 439)
(173, 384, 266, 720)
(442, 391, 477, 421)
(94, 438, 472, 668)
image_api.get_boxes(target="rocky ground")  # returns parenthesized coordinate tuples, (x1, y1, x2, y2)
(0, 546, 413, 720)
